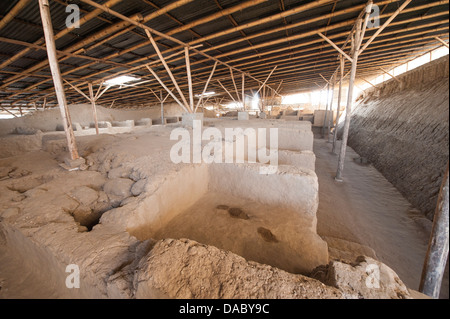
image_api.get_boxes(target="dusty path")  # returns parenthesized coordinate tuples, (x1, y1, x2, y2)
(314, 138, 448, 298)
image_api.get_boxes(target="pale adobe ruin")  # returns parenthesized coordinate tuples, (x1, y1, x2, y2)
(0, 0, 448, 299)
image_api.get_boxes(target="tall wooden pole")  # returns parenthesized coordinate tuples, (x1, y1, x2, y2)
(38, 0, 79, 160)
(322, 82, 330, 138)
(145, 29, 190, 111)
(332, 56, 345, 154)
(420, 163, 449, 299)
(360, 0, 412, 53)
(335, 19, 363, 181)
(217, 80, 237, 104)
(88, 82, 99, 135)
(195, 61, 218, 112)
(327, 76, 335, 142)
(262, 85, 266, 113)
(160, 90, 164, 124)
(254, 66, 278, 97)
(335, 0, 378, 180)
(229, 68, 241, 104)
(146, 65, 189, 113)
(242, 73, 245, 111)
(185, 47, 194, 112)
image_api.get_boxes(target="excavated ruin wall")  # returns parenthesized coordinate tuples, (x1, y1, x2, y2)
(0, 103, 183, 136)
(346, 55, 449, 220)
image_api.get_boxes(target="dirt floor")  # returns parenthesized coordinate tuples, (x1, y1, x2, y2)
(0, 122, 447, 299)
(150, 191, 326, 274)
(314, 137, 449, 299)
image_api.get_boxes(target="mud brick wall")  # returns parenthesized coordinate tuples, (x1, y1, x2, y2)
(346, 56, 449, 220)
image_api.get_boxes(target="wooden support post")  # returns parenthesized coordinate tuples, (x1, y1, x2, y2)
(322, 82, 330, 138)
(263, 85, 266, 112)
(276, 80, 283, 94)
(162, 90, 172, 103)
(332, 55, 345, 154)
(344, 69, 351, 79)
(380, 67, 402, 83)
(268, 84, 276, 111)
(217, 80, 237, 104)
(336, 18, 364, 181)
(144, 29, 190, 111)
(160, 90, 164, 125)
(434, 36, 449, 48)
(202, 96, 212, 111)
(39, 0, 79, 160)
(242, 73, 245, 111)
(95, 81, 110, 100)
(318, 32, 354, 63)
(255, 66, 277, 96)
(109, 99, 116, 109)
(19, 105, 23, 116)
(356, 1, 373, 49)
(149, 88, 160, 101)
(195, 61, 217, 113)
(95, 81, 104, 99)
(64, 79, 90, 100)
(146, 65, 189, 113)
(185, 47, 194, 112)
(361, 78, 376, 88)
(0, 105, 18, 118)
(43, 97, 47, 110)
(360, 0, 412, 53)
(420, 162, 449, 299)
(65, 79, 103, 134)
(229, 68, 241, 104)
(327, 76, 335, 142)
(319, 73, 330, 84)
(88, 82, 99, 135)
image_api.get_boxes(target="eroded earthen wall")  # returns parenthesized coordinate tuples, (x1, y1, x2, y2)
(346, 55, 449, 220)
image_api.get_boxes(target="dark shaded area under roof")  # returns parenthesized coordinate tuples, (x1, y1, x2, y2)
(0, 0, 448, 109)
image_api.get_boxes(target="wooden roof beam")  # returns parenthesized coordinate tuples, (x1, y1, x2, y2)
(360, 0, 413, 53)
(0, 0, 32, 31)
(80, 0, 281, 96)
(0, 0, 124, 71)
(434, 36, 449, 48)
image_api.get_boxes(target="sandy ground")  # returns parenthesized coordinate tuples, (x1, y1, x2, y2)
(151, 191, 326, 274)
(0, 123, 447, 299)
(314, 137, 449, 299)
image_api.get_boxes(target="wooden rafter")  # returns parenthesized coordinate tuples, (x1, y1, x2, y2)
(0, 0, 448, 109)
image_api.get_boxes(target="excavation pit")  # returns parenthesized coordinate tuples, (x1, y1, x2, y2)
(104, 161, 328, 275)
(152, 191, 321, 274)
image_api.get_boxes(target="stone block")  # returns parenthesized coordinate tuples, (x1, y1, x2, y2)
(238, 112, 249, 121)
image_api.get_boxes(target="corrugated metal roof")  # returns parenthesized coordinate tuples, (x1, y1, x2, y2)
(0, 0, 448, 106)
